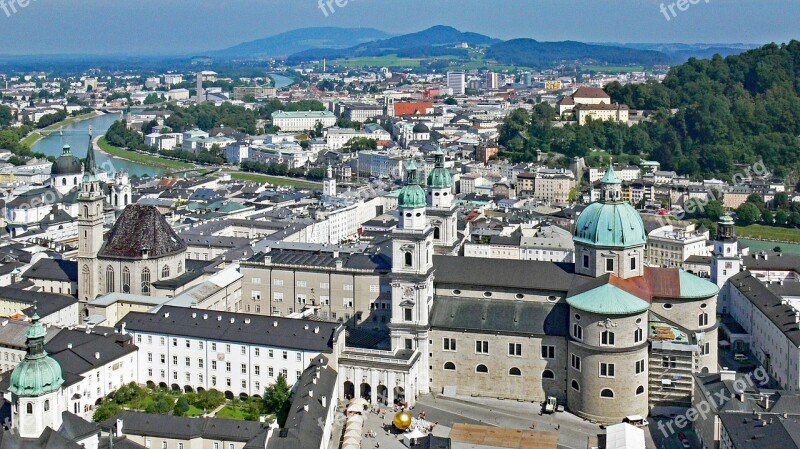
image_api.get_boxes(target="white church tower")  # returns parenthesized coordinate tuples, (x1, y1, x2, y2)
(322, 164, 337, 198)
(389, 160, 435, 397)
(426, 147, 458, 252)
(712, 215, 742, 314)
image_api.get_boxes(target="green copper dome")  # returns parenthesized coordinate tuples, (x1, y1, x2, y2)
(427, 148, 452, 189)
(9, 313, 63, 397)
(567, 284, 650, 315)
(398, 160, 427, 208)
(574, 165, 646, 248)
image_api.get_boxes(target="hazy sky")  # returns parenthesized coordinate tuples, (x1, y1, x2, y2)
(0, 0, 796, 55)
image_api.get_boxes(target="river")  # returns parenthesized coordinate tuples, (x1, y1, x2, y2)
(31, 112, 164, 177)
(268, 73, 295, 89)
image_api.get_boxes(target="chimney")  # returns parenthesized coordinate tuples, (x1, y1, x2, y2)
(720, 369, 736, 381)
(273, 321, 278, 327)
(309, 389, 314, 397)
(67, 343, 72, 349)
(303, 404, 309, 412)
(0, 319, 7, 327)
(314, 326, 319, 334)
(164, 312, 170, 318)
(203, 314, 208, 320)
(95, 352, 100, 359)
(244, 318, 251, 324)
(192, 312, 196, 318)
(115, 418, 124, 436)
(322, 396, 327, 408)
(120, 322, 127, 335)
(230, 317, 235, 324)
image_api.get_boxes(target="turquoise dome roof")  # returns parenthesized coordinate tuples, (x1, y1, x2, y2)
(9, 314, 63, 397)
(398, 160, 427, 208)
(567, 284, 650, 315)
(574, 165, 646, 248)
(427, 148, 452, 189)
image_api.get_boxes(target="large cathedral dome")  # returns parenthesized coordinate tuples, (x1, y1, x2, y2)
(573, 166, 646, 248)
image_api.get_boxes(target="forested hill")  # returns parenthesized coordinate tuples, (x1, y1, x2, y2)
(499, 41, 800, 182)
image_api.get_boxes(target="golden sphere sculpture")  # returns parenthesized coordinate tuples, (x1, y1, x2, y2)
(393, 410, 413, 430)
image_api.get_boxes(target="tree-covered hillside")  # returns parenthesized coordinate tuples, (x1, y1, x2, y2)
(500, 41, 800, 182)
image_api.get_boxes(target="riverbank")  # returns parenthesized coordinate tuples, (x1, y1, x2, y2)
(229, 171, 320, 188)
(735, 224, 800, 243)
(95, 136, 194, 171)
(20, 111, 100, 148)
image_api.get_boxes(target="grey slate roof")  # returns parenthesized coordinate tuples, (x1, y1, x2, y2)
(119, 306, 341, 353)
(59, 411, 100, 441)
(266, 355, 337, 449)
(728, 271, 800, 346)
(249, 249, 391, 272)
(102, 411, 267, 442)
(432, 255, 576, 292)
(719, 412, 800, 448)
(22, 259, 77, 283)
(99, 205, 186, 260)
(45, 329, 137, 386)
(430, 296, 569, 337)
(0, 286, 78, 320)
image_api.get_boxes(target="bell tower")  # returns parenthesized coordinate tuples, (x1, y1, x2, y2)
(77, 132, 105, 302)
(389, 160, 434, 398)
(426, 147, 457, 251)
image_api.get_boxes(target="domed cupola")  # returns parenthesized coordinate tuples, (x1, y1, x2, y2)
(9, 311, 64, 397)
(574, 164, 646, 279)
(50, 145, 83, 176)
(427, 148, 452, 190)
(412, 122, 429, 134)
(398, 160, 427, 230)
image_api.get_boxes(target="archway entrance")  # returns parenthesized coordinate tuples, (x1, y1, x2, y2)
(360, 383, 371, 401)
(343, 381, 355, 400)
(394, 386, 405, 405)
(377, 385, 388, 405)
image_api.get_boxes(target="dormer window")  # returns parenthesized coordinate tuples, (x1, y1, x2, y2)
(605, 258, 615, 272)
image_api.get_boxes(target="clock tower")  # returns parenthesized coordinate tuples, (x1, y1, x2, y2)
(389, 161, 434, 396)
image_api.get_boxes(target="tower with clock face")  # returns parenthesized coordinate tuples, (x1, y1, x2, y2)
(389, 161, 435, 397)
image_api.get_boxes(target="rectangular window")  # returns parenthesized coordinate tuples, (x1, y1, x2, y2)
(241, 346, 246, 355)
(601, 331, 615, 346)
(198, 359, 203, 368)
(343, 284, 353, 291)
(226, 362, 231, 372)
(320, 282, 329, 289)
(508, 343, 522, 357)
(172, 355, 177, 365)
(251, 291, 261, 301)
(211, 343, 216, 351)
(570, 353, 581, 371)
(296, 353, 301, 362)
(282, 351, 288, 360)
(147, 353, 153, 362)
(211, 361, 217, 370)
(185, 357, 190, 367)
(241, 364, 247, 374)
(583, 254, 589, 268)
(634, 328, 643, 343)
(273, 292, 284, 302)
(370, 284, 379, 293)
(541, 345, 555, 359)
(475, 340, 489, 354)
(572, 324, 583, 341)
(255, 365, 260, 375)
(225, 344, 231, 353)
(296, 280, 307, 287)
(252, 277, 261, 284)
(635, 359, 645, 375)
(269, 367, 274, 377)
(630, 257, 637, 270)
(606, 258, 614, 272)
(405, 339, 413, 350)
(662, 356, 677, 368)
(443, 338, 457, 351)
(600, 362, 615, 378)
(254, 348, 260, 357)
(273, 279, 284, 286)
(404, 308, 413, 321)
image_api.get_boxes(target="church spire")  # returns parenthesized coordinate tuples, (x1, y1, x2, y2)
(85, 129, 97, 176)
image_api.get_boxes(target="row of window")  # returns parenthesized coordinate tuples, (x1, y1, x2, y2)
(150, 368, 299, 386)
(569, 355, 648, 377)
(569, 381, 645, 397)
(151, 440, 236, 449)
(262, 279, 373, 291)
(571, 327, 645, 345)
(581, 254, 638, 272)
(443, 362, 535, 377)
(136, 336, 299, 360)
(442, 338, 553, 358)
(101, 263, 182, 295)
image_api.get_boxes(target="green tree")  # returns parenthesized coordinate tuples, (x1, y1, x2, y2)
(145, 393, 173, 414)
(443, 97, 457, 105)
(264, 374, 292, 426)
(703, 200, 725, 221)
(736, 202, 761, 226)
(343, 137, 377, 153)
(776, 210, 790, 225)
(143, 93, 161, 105)
(763, 209, 774, 225)
(173, 397, 190, 416)
(0, 105, 12, 127)
(93, 401, 120, 422)
(195, 388, 225, 411)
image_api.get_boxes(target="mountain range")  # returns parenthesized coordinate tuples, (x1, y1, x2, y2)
(211, 27, 393, 58)
(212, 25, 750, 68)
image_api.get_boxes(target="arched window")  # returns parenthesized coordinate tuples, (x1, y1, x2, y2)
(601, 331, 615, 346)
(105, 266, 114, 293)
(542, 369, 555, 379)
(141, 268, 151, 296)
(61, 178, 66, 186)
(444, 362, 456, 371)
(636, 385, 645, 396)
(122, 267, 131, 293)
(571, 380, 580, 391)
(162, 265, 170, 279)
(44, 400, 50, 411)
(73, 177, 78, 185)
(433, 227, 441, 240)
(634, 328, 644, 343)
(600, 388, 615, 398)
(26, 403, 32, 414)
(82, 205, 88, 218)
(476, 364, 488, 373)
(699, 312, 709, 327)
(81, 265, 90, 298)
(509, 367, 521, 376)
(404, 252, 413, 267)
(178, 260, 183, 274)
